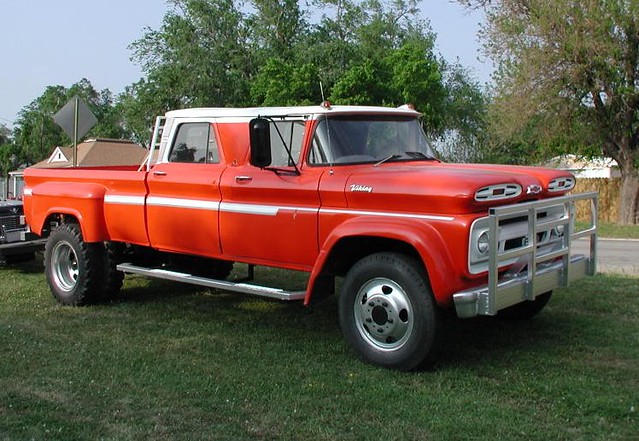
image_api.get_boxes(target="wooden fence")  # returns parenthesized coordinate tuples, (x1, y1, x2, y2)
(573, 178, 621, 223)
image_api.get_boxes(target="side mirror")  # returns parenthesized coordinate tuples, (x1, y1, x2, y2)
(249, 118, 272, 168)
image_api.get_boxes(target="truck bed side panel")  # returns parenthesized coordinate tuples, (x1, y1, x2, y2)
(24, 167, 149, 245)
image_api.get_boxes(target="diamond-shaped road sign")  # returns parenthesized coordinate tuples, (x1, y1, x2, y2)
(53, 96, 98, 141)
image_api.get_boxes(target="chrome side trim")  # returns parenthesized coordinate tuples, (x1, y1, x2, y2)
(320, 208, 454, 222)
(104, 194, 146, 205)
(147, 196, 220, 210)
(220, 202, 317, 216)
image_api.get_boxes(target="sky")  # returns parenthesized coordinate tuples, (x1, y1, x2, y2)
(0, 0, 492, 130)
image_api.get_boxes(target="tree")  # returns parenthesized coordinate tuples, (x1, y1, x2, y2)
(126, 0, 253, 142)
(0, 124, 20, 178)
(127, 0, 488, 159)
(436, 62, 489, 163)
(13, 79, 129, 164)
(460, 0, 639, 224)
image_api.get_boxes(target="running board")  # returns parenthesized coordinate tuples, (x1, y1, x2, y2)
(117, 263, 306, 301)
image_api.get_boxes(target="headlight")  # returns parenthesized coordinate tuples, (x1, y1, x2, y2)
(477, 231, 490, 255)
(551, 224, 565, 238)
(474, 184, 522, 201)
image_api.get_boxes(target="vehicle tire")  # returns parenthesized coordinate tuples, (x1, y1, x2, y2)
(101, 242, 124, 301)
(44, 223, 104, 306)
(339, 252, 440, 371)
(496, 291, 553, 320)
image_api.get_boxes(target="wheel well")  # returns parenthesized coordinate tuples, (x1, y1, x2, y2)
(40, 213, 79, 237)
(324, 236, 423, 277)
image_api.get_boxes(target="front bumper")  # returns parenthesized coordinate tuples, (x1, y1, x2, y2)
(453, 192, 597, 318)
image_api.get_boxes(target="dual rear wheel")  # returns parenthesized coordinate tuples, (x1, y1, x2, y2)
(44, 223, 122, 305)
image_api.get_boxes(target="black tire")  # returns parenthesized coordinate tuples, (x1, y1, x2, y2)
(339, 252, 440, 371)
(44, 224, 104, 306)
(101, 242, 124, 301)
(496, 291, 553, 320)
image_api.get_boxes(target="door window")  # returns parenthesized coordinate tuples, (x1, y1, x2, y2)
(168, 122, 219, 164)
(269, 120, 305, 167)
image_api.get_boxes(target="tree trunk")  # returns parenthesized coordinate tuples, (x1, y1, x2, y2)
(619, 168, 639, 225)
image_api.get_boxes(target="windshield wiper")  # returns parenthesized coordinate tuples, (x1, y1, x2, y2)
(404, 151, 437, 160)
(374, 154, 403, 167)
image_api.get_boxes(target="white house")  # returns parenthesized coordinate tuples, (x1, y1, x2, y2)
(546, 154, 621, 179)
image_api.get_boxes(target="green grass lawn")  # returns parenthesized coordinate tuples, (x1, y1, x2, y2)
(1, 258, 637, 440)
(580, 221, 639, 239)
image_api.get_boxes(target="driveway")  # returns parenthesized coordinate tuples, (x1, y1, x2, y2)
(572, 238, 639, 276)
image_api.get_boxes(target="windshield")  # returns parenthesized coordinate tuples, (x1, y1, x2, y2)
(308, 115, 438, 165)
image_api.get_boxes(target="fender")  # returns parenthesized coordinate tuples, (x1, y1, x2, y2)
(28, 182, 109, 242)
(305, 216, 458, 307)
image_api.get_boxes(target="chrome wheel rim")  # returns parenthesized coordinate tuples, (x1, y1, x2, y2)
(354, 277, 414, 351)
(51, 241, 79, 292)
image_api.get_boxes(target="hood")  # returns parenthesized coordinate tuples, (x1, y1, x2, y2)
(0, 199, 24, 214)
(344, 162, 575, 215)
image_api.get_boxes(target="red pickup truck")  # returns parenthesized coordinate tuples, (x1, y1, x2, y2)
(23, 104, 597, 370)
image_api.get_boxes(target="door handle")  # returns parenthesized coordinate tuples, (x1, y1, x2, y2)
(153, 171, 167, 176)
(235, 176, 253, 182)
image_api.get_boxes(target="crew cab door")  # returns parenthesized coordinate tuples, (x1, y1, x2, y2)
(146, 121, 224, 257)
(219, 119, 322, 269)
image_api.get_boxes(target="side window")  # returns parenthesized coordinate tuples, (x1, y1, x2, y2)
(270, 121, 305, 167)
(309, 120, 330, 164)
(168, 122, 219, 164)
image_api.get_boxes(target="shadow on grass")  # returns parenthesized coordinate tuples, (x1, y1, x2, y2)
(114, 275, 574, 370)
(428, 306, 592, 373)
(2, 252, 45, 275)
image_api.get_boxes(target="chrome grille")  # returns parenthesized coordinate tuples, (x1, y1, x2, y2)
(0, 215, 21, 232)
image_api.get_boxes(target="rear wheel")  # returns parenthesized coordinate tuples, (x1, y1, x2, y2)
(339, 252, 440, 371)
(101, 242, 124, 301)
(44, 224, 103, 305)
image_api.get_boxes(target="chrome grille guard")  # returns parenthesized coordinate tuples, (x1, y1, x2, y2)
(454, 192, 598, 318)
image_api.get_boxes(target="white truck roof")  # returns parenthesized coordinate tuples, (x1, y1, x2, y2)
(165, 104, 420, 120)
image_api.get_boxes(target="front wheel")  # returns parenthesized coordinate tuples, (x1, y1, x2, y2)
(339, 252, 440, 371)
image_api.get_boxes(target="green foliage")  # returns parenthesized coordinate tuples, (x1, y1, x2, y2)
(251, 59, 321, 106)
(460, 0, 639, 222)
(12, 79, 130, 165)
(123, 0, 487, 156)
(11, 0, 489, 162)
(436, 63, 489, 162)
(127, 0, 252, 111)
(0, 142, 21, 177)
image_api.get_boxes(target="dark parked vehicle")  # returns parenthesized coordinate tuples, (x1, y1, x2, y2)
(0, 199, 45, 264)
